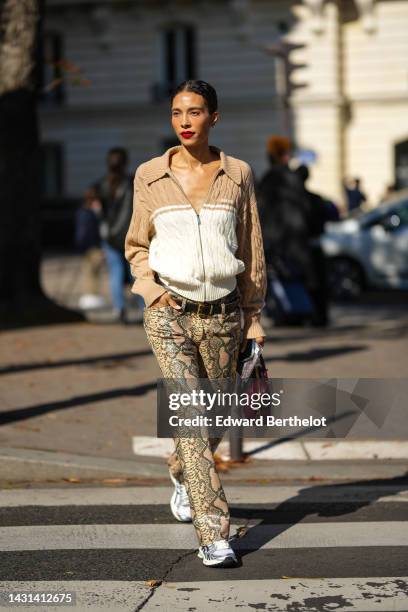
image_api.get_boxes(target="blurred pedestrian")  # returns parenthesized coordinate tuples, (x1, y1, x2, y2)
(295, 164, 340, 326)
(74, 187, 105, 310)
(344, 177, 366, 213)
(91, 147, 143, 323)
(257, 136, 315, 325)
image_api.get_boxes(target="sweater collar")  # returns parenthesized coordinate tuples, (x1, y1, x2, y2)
(142, 144, 242, 185)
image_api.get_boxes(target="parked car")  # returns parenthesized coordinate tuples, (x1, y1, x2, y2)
(321, 193, 408, 300)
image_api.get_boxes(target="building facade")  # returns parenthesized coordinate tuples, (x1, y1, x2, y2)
(40, 0, 408, 207)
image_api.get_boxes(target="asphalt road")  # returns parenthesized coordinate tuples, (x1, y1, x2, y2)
(0, 481, 407, 611)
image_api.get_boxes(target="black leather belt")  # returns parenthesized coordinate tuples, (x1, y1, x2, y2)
(178, 299, 240, 318)
(169, 288, 240, 318)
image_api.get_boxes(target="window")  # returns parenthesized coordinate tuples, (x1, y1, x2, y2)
(363, 200, 408, 232)
(39, 32, 65, 106)
(395, 140, 408, 190)
(152, 24, 196, 101)
(39, 143, 64, 199)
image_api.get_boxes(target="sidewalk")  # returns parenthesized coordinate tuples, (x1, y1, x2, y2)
(0, 253, 407, 485)
(1, 445, 407, 486)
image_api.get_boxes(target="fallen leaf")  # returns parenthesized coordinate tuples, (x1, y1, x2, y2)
(14, 424, 40, 432)
(281, 576, 323, 579)
(63, 477, 81, 483)
(214, 453, 251, 472)
(146, 579, 162, 588)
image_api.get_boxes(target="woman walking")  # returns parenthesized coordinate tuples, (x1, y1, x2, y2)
(125, 80, 266, 567)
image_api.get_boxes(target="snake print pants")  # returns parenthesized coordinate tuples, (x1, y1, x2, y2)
(143, 301, 241, 546)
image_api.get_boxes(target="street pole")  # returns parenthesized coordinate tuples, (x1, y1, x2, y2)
(229, 425, 243, 461)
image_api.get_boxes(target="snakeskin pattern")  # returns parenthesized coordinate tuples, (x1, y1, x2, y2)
(143, 304, 241, 545)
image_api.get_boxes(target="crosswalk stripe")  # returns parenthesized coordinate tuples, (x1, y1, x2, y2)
(2, 485, 407, 507)
(1, 501, 407, 526)
(0, 578, 406, 611)
(0, 521, 407, 551)
(1, 548, 406, 582)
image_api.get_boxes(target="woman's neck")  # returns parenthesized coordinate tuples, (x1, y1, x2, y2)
(172, 143, 219, 170)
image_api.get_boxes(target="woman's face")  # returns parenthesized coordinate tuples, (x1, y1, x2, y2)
(171, 91, 218, 147)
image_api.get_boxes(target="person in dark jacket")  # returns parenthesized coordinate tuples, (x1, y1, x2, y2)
(91, 147, 137, 322)
(344, 177, 366, 213)
(258, 136, 313, 277)
(257, 136, 316, 324)
(295, 164, 340, 326)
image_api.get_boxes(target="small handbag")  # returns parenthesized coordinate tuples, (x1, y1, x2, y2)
(237, 341, 270, 420)
(242, 353, 270, 420)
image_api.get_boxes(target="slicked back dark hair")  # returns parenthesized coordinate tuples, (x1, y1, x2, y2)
(171, 80, 218, 115)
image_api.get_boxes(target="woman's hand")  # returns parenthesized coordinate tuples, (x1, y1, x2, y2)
(148, 291, 181, 310)
(240, 336, 265, 352)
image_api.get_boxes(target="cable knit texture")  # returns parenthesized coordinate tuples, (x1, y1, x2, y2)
(125, 145, 267, 339)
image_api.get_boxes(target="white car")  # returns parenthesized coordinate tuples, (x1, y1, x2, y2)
(321, 194, 408, 299)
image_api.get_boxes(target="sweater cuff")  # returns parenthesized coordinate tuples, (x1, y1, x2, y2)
(131, 278, 167, 307)
(242, 314, 266, 340)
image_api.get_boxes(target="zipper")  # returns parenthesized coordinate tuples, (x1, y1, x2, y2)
(168, 167, 222, 302)
(196, 212, 206, 301)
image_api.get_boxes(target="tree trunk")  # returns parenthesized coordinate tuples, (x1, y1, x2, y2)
(0, 0, 82, 326)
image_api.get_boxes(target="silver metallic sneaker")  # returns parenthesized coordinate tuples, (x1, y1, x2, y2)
(197, 539, 238, 567)
(169, 470, 192, 522)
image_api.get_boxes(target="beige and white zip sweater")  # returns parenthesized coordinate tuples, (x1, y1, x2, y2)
(125, 145, 267, 339)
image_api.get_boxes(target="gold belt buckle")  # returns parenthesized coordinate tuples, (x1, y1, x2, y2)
(196, 302, 214, 318)
(197, 303, 206, 318)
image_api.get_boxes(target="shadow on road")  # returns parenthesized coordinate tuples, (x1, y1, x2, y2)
(264, 344, 368, 363)
(230, 471, 408, 562)
(0, 382, 157, 426)
(0, 349, 153, 376)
